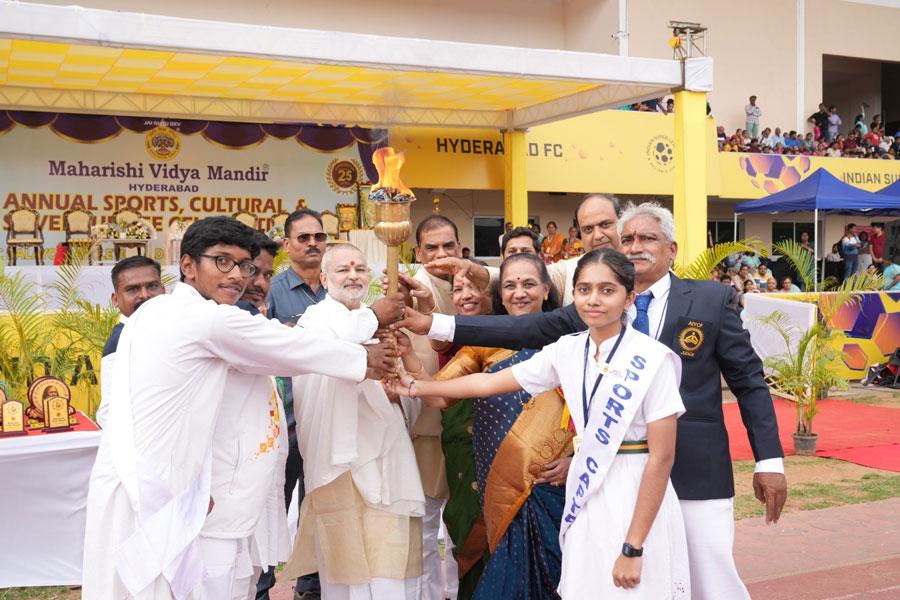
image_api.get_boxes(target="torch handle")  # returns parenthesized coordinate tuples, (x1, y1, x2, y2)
(386, 245, 401, 296)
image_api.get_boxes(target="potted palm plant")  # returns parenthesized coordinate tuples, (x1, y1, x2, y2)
(753, 240, 883, 454)
(755, 312, 846, 454)
(0, 248, 123, 419)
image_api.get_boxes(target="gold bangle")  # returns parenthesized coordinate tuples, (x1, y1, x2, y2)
(419, 306, 435, 316)
(407, 367, 425, 378)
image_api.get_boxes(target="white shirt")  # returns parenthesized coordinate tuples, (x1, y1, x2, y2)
(512, 330, 685, 436)
(83, 283, 372, 597)
(97, 313, 128, 428)
(429, 273, 783, 475)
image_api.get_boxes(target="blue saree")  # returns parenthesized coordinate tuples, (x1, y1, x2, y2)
(471, 349, 567, 600)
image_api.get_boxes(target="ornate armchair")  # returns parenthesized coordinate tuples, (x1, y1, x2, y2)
(232, 211, 257, 230)
(265, 211, 289, 241)
(320, 210, 340, 240)
(165, 218, 191, 265)
(63, 208, 93, 264)
(6, 207, 44, 265)
(110, 208, 153, 260)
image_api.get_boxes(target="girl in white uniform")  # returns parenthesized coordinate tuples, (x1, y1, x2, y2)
(397, 249, 690, 598)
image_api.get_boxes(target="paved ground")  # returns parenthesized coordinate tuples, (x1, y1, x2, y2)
(737, 497, 900, 599)
(268, 498, 900, 599)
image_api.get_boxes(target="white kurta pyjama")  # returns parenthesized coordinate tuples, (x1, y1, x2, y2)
(82, 283, 371, 600)
(290, 296, 424, 599)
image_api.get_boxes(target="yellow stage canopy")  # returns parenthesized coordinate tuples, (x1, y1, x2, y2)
(0, 1, 711, 128)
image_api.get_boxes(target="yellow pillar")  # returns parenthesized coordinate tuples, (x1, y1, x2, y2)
(673, 90, 708, 269)
(503, 129, 528, 227)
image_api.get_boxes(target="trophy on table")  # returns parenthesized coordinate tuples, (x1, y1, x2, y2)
(369, 147, 416, 294)
(25, 376, 75, 432)
(0, 385, 27, 437)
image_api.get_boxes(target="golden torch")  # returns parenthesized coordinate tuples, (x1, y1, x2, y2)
(369, 147, 416, 294)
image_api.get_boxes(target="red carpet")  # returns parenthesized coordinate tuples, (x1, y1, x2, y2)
(724, 398, 900, 472)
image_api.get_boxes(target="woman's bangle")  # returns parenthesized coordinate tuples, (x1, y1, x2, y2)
(408, 379, 416, 397)
(407, 366, 425, 378)
(419, 306, 435, 316)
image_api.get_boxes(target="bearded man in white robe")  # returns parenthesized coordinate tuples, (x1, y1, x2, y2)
(283, 243, 425, 600)
(82, 217, 403, 600)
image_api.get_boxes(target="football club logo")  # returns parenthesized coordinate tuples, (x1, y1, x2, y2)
(646, 135, 675, 173)
(145, 125, 181, 161)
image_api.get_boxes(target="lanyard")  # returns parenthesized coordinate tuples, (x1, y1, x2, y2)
(581, 328, 626, 429)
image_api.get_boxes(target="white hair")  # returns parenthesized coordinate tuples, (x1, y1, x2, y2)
(321, 242, 364, 273)
(617, 202, 676, 243)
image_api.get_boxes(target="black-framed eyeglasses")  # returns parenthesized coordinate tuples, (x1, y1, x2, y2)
(295, 232, 327, 243)
(200, 254, 258, 277)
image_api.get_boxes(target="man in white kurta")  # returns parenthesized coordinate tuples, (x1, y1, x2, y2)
(83, 217, 399, 599)
(198, 237, 292, 600)
(284, 243, 425, 600)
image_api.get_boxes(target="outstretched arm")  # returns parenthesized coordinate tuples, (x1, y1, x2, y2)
(398, 368, 522, 407)
(454, 304, 585, 349)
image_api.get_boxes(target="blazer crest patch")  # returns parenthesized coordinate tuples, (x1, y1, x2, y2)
(677, 320, 706, 358)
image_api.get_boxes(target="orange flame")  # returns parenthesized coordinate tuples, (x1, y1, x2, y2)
(371, 147, 414, 197)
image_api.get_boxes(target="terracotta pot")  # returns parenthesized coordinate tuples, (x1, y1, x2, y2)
(793, 433, 819, 456)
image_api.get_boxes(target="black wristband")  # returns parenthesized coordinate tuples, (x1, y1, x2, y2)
(622, 542, 643, 557)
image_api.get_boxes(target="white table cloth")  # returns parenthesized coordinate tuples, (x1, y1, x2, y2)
(0, 427, 101, 587)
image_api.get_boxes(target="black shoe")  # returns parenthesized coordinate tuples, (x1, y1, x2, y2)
(295, 592, 321, 600)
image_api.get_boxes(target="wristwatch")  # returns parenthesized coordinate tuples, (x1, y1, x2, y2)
(621, 542, 643, 558)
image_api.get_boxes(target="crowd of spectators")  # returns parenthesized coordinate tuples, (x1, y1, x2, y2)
(719, 97, 899, 160)
(712, 222, 900, 304)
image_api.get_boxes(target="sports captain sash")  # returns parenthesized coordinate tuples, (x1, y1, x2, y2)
(559, 327, 676, 546)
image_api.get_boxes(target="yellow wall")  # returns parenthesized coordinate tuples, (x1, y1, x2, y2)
(392, 111, 721, 194)
(392, 111, 900, 198)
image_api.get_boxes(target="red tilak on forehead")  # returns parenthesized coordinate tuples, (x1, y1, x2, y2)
(350, 260, 356, 267)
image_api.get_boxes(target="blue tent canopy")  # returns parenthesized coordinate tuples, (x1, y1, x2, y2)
(877, 178, 900, 197)
(735, 168, 900, 215)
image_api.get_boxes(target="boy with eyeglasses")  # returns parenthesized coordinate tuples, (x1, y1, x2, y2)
(83, 216, 403, 600)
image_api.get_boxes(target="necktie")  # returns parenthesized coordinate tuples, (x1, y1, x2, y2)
(632, 291, 654, 335)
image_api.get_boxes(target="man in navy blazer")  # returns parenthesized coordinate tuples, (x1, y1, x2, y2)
(399, 203, 787, 599)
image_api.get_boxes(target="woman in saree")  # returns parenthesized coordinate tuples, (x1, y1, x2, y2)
(397, 249, 690, 599)
(540, 221, 565, 263)
(562, 227, 584, 259)
(438, 271, 493, 599)
(400, 253, 572, 599)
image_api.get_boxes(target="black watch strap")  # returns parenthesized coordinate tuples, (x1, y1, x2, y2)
(622, 542, 643, 557)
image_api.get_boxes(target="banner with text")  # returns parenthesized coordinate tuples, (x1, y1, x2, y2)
(0, 113, 381, 262)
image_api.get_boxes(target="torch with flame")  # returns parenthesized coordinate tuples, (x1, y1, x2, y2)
(369, 147, 416, 294)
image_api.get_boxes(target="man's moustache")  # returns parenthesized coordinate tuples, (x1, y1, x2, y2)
(627, 252, 656, 263)
(305, 248, 321, 255)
